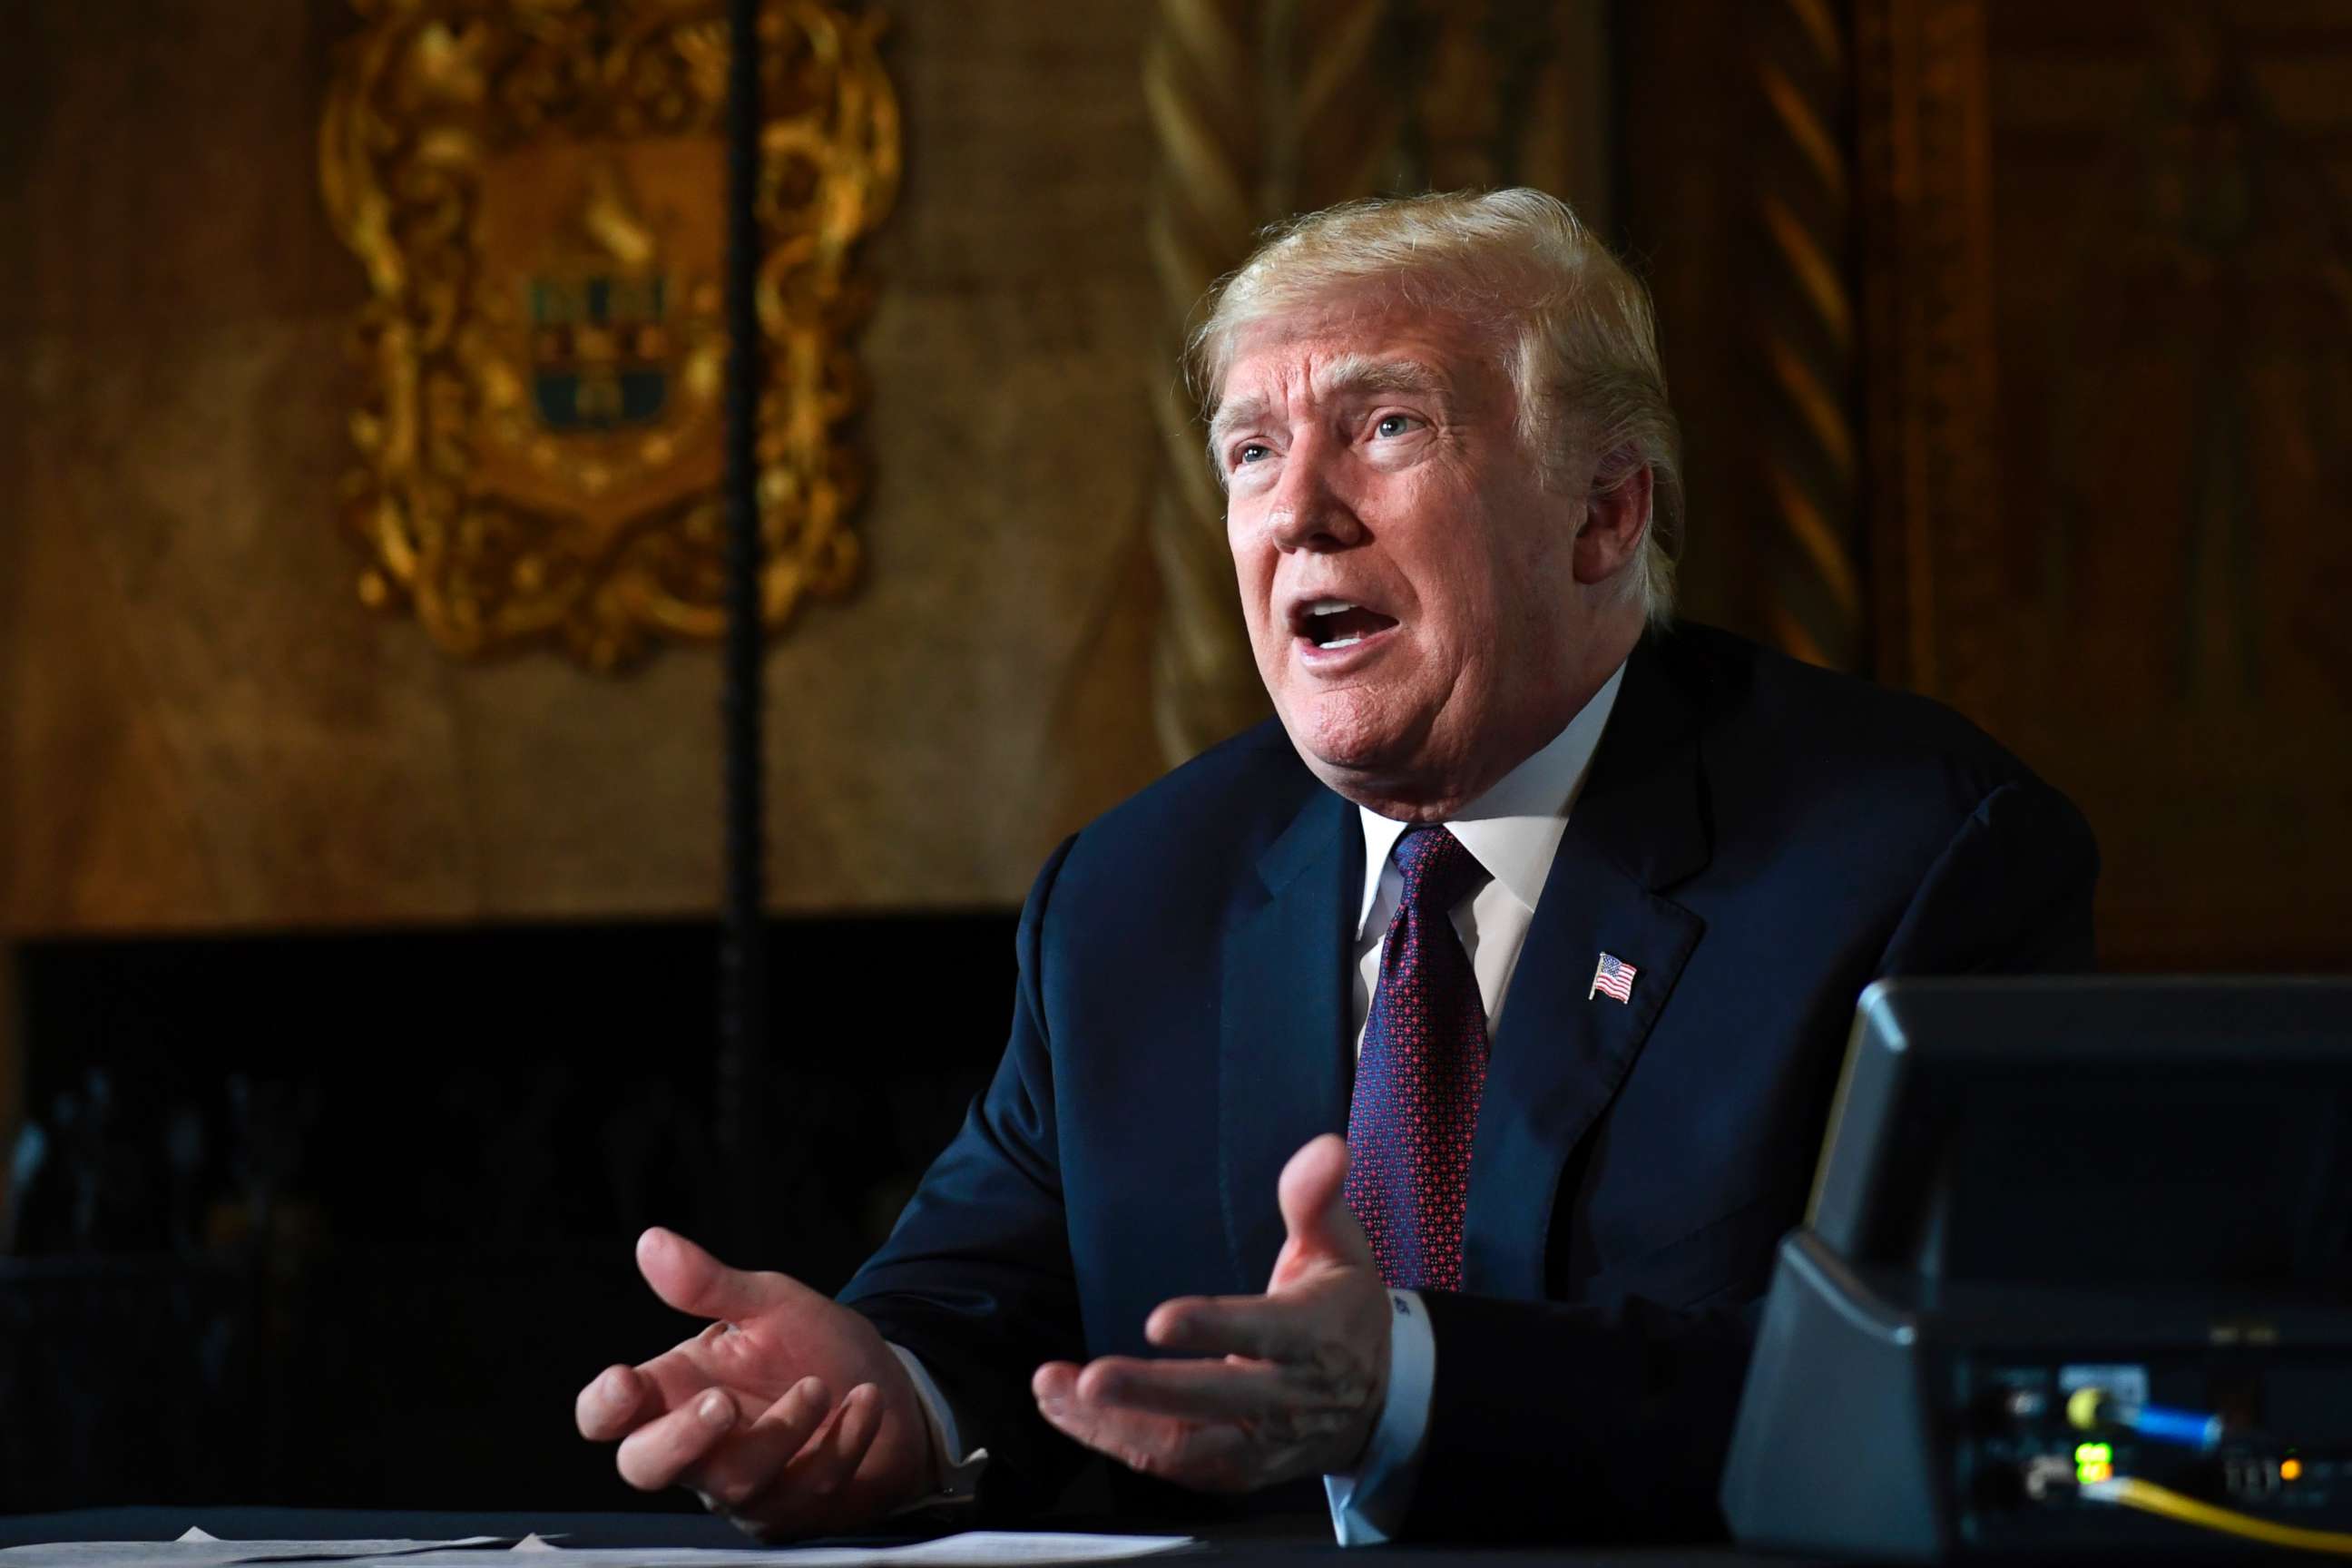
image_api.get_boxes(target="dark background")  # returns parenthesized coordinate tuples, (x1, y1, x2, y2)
(5, 916, 1009, 1510)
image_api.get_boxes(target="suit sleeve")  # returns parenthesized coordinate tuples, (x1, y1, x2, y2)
(1398, 775, 2100, 1543)
(836, 836, 1090, 1517)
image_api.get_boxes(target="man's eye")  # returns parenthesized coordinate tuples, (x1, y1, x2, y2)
(1374, 414, 1416, 438)
(1236, 443, 1269, 466)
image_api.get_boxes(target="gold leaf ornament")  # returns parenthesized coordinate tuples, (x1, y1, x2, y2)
(321, 0, 900, 670)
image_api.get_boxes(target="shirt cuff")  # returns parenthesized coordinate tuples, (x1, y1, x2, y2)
(887, 1342, 989, 1509)
(1323, 1289, 1435, 1545)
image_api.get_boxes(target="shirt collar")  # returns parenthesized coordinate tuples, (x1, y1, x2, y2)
(1353, 661, 1627, 937)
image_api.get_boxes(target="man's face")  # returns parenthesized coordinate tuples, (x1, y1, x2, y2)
(1214, 301, 1601, 812)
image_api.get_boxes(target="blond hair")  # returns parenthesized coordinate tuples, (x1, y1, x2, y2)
(1190, 188, 1681, 622)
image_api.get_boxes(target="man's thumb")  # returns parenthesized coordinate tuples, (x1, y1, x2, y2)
(1277, 1134, 1369, 1263)
(636, 1226, 793, 1322)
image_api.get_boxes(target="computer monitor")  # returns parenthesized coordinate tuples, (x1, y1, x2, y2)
(1810, 976, 2352, 1298)
(1723, 976, 2352, 1562)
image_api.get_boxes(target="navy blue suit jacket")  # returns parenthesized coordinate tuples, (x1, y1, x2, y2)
(839, 623, 2098, 1540)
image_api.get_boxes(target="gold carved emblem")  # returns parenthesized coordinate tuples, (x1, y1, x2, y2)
(320, 0, 899, 669)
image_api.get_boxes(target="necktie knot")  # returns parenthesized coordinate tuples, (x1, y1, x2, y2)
(1393, 824, 1485, 915)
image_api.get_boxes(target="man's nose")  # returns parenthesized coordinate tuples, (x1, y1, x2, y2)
(1263, 451, 1366, 553)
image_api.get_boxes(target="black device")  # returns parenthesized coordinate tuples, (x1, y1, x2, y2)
(1721, 976, 2352, 1561)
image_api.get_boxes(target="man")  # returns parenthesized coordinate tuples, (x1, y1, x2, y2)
(573, 190, 2096, 1543)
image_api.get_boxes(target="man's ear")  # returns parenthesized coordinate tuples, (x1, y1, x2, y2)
(1573, 453, 1652, 587)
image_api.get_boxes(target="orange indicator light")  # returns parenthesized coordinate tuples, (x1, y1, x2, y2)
(2283, 1459, 2305, 1482)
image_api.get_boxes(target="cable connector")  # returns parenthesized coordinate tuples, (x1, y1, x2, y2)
(2066, 1387, 2226, 1453)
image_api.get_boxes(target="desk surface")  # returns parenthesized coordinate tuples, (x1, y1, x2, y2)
(0, 1507, 1809, 1568)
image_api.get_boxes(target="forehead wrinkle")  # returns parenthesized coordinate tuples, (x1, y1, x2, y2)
(1210, 353, 1455, 447)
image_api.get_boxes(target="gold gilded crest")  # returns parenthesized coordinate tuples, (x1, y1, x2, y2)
(320, 0, 899, 669)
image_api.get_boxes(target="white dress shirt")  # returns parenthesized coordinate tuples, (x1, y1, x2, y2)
(896, 663, 1628, 1544)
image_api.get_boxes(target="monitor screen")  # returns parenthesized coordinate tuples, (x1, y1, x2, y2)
(1807, 978, 2352, 1297)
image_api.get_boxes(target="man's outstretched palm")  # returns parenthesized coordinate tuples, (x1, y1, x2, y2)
(574, 1227, 932, 1537)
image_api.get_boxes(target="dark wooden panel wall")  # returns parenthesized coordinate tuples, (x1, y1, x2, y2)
(1623, 0, 2352, 971)
(1975, 0, 2352, 967)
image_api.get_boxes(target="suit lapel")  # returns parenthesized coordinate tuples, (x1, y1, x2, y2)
(1464, 636, 1712, 1298)
(1218, 788, 1358, 1290)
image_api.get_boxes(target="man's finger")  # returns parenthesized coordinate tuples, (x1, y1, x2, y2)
(1073, 1354, 1326, 1421)
(615, 1386, 744, 1491)
(776, 1382, 887, 1519)
(682, 1376, 832, 1514)
(576, 1363, 655, 1441)
(1034, 1378, 1255, 1492)
(719, 1382, 887, 1539)
(1276, 1134, 1368, 1264)
(1033, 1360, 1083, 1405)
(636, 1228, 791, 1325)
(1144, 1294, 1320, 1363)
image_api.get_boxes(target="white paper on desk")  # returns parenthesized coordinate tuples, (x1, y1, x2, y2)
(2, 1531, 1192, 1568)
(346, 1532, 1195, 1568)
(0, 1536, 515, 1568)
(875, 1536, 1194, 1564)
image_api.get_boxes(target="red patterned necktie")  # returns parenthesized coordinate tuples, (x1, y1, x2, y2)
(1344, 824, 1491, 1291)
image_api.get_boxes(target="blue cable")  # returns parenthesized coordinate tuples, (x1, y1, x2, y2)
(2129, 1404, 2226, 1452)
(2068, 1387, 2226, 1452)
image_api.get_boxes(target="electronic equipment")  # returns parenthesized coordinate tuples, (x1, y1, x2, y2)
(1721, 977, 2352, 1561)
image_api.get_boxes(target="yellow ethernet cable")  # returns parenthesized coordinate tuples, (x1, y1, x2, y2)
(2081, 1476, 2352, 1556)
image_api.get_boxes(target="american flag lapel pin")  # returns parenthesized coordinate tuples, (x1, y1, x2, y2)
(1589, 952, 1638, 1004)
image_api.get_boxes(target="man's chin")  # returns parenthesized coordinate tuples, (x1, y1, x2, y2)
(1274, 693, 1428, 796)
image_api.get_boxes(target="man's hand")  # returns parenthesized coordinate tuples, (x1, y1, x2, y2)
(574, 1228, 934, 1537)
(1030, 1134, 1391, 1492)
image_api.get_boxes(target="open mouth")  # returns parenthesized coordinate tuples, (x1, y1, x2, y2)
(1289, 596, 1400, 652)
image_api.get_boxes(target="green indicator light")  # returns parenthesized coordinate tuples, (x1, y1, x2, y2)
(2074, 1443, 2115, 1485)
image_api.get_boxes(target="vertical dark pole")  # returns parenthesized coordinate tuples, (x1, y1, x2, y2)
(718, 0, 769, 1250)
